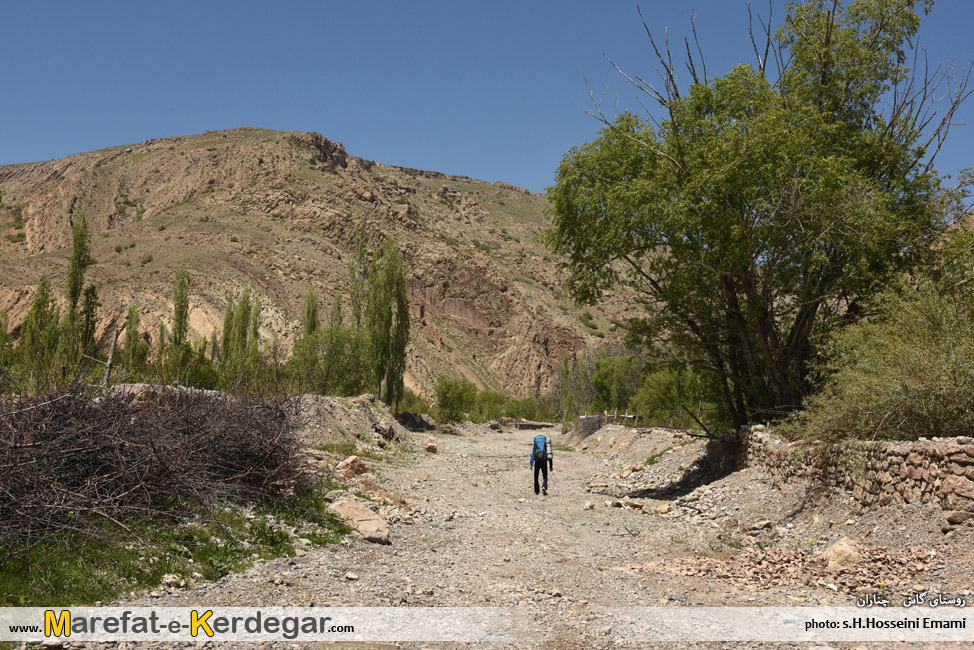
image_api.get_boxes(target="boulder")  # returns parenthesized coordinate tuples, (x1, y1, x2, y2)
(424, 436, 437, 453)
(373, 416, 397, 440)
(396, 411, 437, 432)
(328, 500, 390, 545)
(337, 455, 368, 478)
(821, 537, 862, 570)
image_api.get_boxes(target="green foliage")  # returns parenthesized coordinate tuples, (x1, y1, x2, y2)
(348, 222, 368, 329)
(121, 305, 148, 372)
(171, 267, 191, 349)
(579, 309, 598, 330)
(79, 284, 99, 358)
(780, 225, 974, 442)
(434, 374, 478, 422)
(591, 354, 641, 411)
(631, 365, 724, 430)
(301, 286, 320, 337)
(365, 238, 410, 410)
(287, 299, 372, 397)
(288, 225, 414, 404)
(472, 389, 507, 422)
(503, 396, 541, 421)
(0, 310, 10, 369)
(546, 0, 953, 428)
(0, 482, 348, 606)
(780, 288, 974, 442)
(557, 353, 596, 426)
(398, 388, 431, 415)
(19, 277, 61, 388)
(66, 214, 92, 311)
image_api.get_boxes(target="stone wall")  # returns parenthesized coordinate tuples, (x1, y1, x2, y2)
(741, 425, 974, 524)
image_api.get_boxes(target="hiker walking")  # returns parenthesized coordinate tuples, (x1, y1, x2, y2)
(529, 434, 553, 495)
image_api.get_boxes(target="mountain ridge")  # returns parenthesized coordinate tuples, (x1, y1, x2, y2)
(0, 127, 632, 397)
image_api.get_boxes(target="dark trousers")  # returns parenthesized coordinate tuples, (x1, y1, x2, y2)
(534, 460, 548, 494)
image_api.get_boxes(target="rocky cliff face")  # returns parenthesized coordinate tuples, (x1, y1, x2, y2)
(0, 127, 633, 397)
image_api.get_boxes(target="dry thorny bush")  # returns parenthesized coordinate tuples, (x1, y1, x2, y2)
(0, 383, 305, 552)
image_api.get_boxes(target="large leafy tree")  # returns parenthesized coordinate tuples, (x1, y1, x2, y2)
(547, 0, 970, 428)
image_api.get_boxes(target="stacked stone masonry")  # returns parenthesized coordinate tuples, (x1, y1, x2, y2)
(741, 426, 974, 520)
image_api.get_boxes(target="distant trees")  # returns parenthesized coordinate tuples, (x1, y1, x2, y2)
(434, 374, 478, 422)
(300, 286, 319, 338)
(121, 305, 148, 373)
(10, 214, 99, 389)
(590, 355, 641, 413)
(289, 289, 371, 396)
(287, 225, 410, 408)
(0, 219, 414, 403)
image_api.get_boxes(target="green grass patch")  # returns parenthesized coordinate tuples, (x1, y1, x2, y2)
(0, 482, 349, 606)
(642, 447, 673, 466)
(552, 443, 576, 452)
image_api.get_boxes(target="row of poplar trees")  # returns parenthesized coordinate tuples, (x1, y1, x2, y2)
(0, 216, 410, 409)
(289, 224, 411, 411)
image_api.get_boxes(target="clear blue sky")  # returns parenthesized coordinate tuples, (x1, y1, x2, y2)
(2, 1, 972, 193)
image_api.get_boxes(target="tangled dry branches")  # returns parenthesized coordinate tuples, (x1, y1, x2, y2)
(0, 384, 304, 549)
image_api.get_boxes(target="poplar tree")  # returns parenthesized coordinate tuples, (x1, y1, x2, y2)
(301, 286, 320, 337)
(79, 285, 99, 358)
(0, 310, 11, 370)
(348, 222, 368, 329)
(20, 277, 60, 385)
(365, 238, 410, 409)
(171, 267, 191, 349)
(122, 304, 148, 372)
(66, 214, 92, 312)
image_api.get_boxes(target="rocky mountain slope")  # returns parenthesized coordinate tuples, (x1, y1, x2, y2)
(0, 127, 634, 397)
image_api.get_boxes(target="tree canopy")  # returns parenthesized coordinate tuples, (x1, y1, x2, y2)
(546, 0, 970, 428)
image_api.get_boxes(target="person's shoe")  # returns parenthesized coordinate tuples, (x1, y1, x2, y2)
(542, 486, 548, 495)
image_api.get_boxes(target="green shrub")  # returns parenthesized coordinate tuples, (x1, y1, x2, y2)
(472, 389, 507, 422)
(434, 374, 477, 422)
(398, 388, 431, 414)
(139, 254, 153, 265)
(779, 285, 974, 442)
(633, 364, 725, 431)
(591, 355, 641, 411)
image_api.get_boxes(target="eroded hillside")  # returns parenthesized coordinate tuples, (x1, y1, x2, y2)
(0, 127, 633, 396)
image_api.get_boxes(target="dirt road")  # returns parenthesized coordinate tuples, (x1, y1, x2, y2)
(108, 424, 974, 649)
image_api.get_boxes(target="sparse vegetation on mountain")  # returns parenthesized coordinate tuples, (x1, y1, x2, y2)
(547, 0, 971, 429)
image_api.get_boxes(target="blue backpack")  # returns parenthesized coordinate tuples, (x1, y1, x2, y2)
(533, 435, 549, 463)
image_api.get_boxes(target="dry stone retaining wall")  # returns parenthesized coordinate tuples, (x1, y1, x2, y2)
(741, 425, 974, 520)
